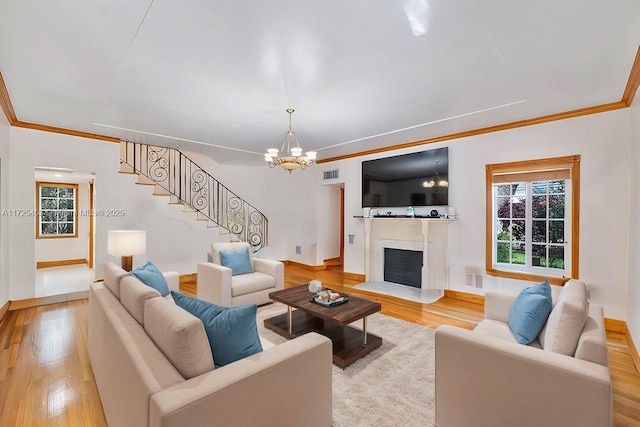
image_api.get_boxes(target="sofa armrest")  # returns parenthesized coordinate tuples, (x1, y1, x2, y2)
(484, 291, 517, 322)
(253, 258, 285, 291)
(435, 325, 611, 427)
(196, 263, 232, 307)
(575, 304, 608, 366)
(162, 272, 180, 293)
(149, 332, 333, 427)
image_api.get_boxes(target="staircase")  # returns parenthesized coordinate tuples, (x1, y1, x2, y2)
(119, 140, 268, 252)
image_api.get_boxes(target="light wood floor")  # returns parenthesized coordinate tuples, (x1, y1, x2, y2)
(0, 264, 638, 426)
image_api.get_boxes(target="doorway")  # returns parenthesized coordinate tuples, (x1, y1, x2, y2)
(323, 186, 344, 269)
(34, 167, 96, 297)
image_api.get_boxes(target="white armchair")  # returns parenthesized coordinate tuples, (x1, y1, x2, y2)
(197, 242, 284, 307)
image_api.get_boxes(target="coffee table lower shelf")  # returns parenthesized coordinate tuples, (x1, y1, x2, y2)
(264, 310, 382, 368)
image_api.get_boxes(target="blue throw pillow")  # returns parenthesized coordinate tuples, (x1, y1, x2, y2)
(171, 291, 263, 367)
(508, 281, 553, 345)
(219, 247, 254, 276)
(130, 261, 170, 297)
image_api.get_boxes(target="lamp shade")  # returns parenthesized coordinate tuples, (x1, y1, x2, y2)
(107, 230, 146, 256)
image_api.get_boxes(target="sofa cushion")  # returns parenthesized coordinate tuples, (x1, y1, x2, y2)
(131, 261, 170, 297)
(508, 281, 552, 345)
(231, 271, 276, 297)
(539, 279, 589, 356)
(121, 276, 161, 325)
(104, 262, 129, 300)
(219, 247, 254, 276)
(474, 319, 542, 348)
(171, 291, 263, 367)
(144, 297, 214, 379)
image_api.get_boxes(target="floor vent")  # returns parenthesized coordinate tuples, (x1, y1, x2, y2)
(323, 169, 339, 180)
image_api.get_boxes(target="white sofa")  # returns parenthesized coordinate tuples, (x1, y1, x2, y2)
(435, 279, 611, 427)
(89, 262, 332, 427)
(197, 241, 284, 307)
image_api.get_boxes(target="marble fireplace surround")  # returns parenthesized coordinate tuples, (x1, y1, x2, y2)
(362, 218, 454, 291)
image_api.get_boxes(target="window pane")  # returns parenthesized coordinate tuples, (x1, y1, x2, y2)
(532, 181, 547, 194)
(41, 210, 55, 222)
(549, 180, 565, 194)
(532, 220, 546, 243)
(42, 223, 57, 235)
(497, 242, 510, 263)
(497, 197, 511, 219)
(496, 185, 510, 196)
(512, 220, 525, 242)
(511, 198, 526, 218)
(549, 194, 565, 219)
(57, 210, 74, 222)
(41, 198, 57, 209)
(532, 244, 547, 267)
(58, 199, 74, 209)
(58, 223, 74, 234)
(58, 188, 74, 198)
(512, 183, 525, 196)
(511, 243, 525, 265)
(497, 220, 510, 241)
(532, 195, 546, 219)
(548, 246, 565, 269)
(549, 221, 564, 244)
(41, 187, 58, 197)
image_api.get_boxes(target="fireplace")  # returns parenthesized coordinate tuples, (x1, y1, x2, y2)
(363, 217, 453, 291)
(384, 248, 423, 288)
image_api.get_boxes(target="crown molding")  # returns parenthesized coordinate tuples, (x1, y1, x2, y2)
(317, 101, 627, 164)
(0, 72, 17, 124)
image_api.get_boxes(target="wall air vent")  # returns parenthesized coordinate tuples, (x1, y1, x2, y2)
(323, 169, 339, 180)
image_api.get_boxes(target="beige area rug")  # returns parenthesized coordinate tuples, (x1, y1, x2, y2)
(256, 303, 435, 427)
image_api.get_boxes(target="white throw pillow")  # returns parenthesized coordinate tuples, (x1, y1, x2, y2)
(144, 297, 214, 379)
(538, 280, 589, 356)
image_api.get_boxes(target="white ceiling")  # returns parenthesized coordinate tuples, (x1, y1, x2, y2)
(1, 0, 639, 166)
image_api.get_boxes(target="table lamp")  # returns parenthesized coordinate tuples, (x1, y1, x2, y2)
(107, 230, 146, 272)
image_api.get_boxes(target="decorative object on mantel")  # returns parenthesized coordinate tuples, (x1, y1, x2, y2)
(264, 109, 317, 173)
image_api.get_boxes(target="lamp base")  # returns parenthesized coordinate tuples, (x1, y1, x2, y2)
(121, 256, 133, 272)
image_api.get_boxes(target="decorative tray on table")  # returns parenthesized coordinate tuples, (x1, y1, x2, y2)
(311, 291, 349, 308)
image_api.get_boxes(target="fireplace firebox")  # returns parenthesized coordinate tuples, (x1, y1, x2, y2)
(383, 248, 423, 288)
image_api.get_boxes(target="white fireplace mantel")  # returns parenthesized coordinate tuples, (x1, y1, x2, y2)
(360, 217, 455, 290)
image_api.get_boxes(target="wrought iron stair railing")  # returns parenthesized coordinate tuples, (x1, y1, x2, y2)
(119, 141, 268, 252)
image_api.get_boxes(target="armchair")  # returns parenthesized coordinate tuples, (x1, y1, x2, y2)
(197, 242, 284, 307)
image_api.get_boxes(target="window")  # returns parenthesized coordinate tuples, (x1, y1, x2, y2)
(36, 182, 78, 238)
(485, 155, 580, 285)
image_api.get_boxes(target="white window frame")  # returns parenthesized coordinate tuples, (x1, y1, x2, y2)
(485, 155, 580, 286)
(36, 182, 78, 239)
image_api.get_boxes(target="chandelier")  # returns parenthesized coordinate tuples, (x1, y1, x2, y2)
(423, 160, 448, 188)
(264, 109, 317, 173)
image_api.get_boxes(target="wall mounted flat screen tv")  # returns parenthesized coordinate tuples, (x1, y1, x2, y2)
(362, 147, 448, 208)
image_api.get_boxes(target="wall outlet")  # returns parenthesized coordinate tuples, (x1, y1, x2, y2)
(466, 273, 473, 286)
(295, 245, 301, 255)
(475, 275, 483, 289)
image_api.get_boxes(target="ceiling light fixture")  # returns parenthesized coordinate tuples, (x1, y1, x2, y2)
(265, 109, 316, 173)
(423, 160, 448, 188)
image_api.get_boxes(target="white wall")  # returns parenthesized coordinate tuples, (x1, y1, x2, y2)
(0, 119, 10, 308)
(34, 179, 91, 263)
(3, 107, 635, 322)
(6, 127, 277, 300)
(627, 100, 640, 345)
(326, 109, 631, 319)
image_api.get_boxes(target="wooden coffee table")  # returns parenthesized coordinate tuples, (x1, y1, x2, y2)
(264, 285, 382, 368)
